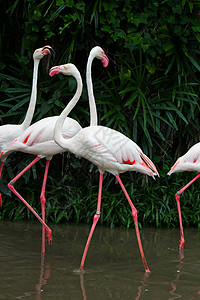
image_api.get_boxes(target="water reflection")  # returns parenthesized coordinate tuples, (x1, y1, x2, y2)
(15, 231, 50, 300)
(135, 273, 150, 300)
(79, 272, 151, 300)
(15, 252, 50, 300)
(168, 249, 184, 300)
(35, 253, 50, 300)
(1, 221, 200, 299)
(80, 273, 87, 300)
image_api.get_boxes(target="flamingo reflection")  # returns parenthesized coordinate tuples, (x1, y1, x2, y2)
(16, 232, 50, 299)
(135, 272, 150, 300)
(79, 271, 150, 300)
(80, 273, 87, 300)
(168, 249, 184, 300)
(35, 253, 50, 299)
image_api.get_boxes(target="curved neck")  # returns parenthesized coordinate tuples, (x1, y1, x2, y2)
(86, 53, 97, 126)
(54, 71, 83, 149)
(21, 59, 40, 129)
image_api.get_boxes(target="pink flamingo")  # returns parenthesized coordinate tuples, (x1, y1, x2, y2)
(168, 142, 200, 249)
(50, 64, 159, 273)
(0, 45, 54, 207)
(1, 47, 108, 251)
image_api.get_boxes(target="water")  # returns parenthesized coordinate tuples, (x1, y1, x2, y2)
(0, 220, 200, 299)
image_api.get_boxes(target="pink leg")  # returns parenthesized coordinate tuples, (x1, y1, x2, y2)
(115, 174, 150, 273)
(8, 156, 52, 245)
(175, 173, 200, 249)
(79, 173, 103, 271)
(175, 193, 185, 249)
(40, 160, 50, 253)
(41, 160, 50, 222)
(0, 161, 5, 207)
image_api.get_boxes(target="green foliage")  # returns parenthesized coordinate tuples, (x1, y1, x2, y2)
(0, 0, 200, 228)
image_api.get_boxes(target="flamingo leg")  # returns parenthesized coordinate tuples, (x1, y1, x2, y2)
(40, 160, 50, 222)
(40, 159, 50, 253)
(7, 156, 52, 245)
(115, 174, 150, 273)
(79, 173, 103, 271)
(0, 161, 4, 207)
(175, 173, 200, 249)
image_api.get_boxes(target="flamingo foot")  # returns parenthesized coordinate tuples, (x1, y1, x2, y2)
(179, 236, 185, 249)
(144, 265, 151, 273)
(46, 228, 52, 246)
(79, 266, 84, 272)
(0, 193, 2, 207)
(141, 254, 151, 273)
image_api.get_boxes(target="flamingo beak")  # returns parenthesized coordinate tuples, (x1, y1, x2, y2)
(42, 46, 56, 58)
(102, 52, 109, 67)
(49, 66, 60, 77)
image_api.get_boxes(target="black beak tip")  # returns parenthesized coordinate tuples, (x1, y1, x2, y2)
(43, 46, 56, 58)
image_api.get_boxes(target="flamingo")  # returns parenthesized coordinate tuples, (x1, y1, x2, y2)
(50, 64, 159, 273)
(168, 142, 200, 249)
(0, 45, 55, 207)
(1, 47, 109, 251)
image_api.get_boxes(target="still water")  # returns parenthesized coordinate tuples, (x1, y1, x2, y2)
(0, 220, 200, 299)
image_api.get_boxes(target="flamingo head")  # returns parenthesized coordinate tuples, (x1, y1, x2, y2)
(33, 45, 55, 60)
(49, 63, 80, 77)
(90, 46, 109, 68)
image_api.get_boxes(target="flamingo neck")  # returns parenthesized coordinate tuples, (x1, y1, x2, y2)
(86, 53, 97, 126)
(54, 71, 83, 150)
(21, 59, 40, 129)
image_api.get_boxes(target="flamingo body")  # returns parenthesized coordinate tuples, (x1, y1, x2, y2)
(3, 116, 81, 159)
(63, 125, 158, 177)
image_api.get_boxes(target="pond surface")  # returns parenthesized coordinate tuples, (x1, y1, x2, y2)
(0, 220, 200, 299)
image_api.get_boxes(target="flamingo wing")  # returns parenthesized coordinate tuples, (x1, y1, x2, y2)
(12, 116, 81, 147)
(77, 126, 159, 176)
